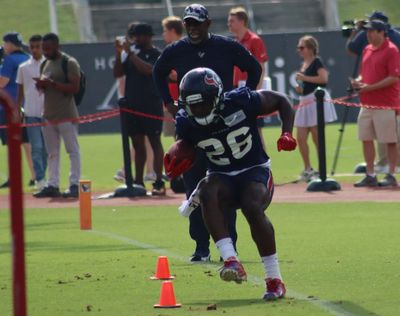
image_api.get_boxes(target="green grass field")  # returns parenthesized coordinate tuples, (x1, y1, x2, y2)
(1, 123, 399, 315)
(338, 0, 400, 26)
(1, 202, 399, 315)
(0, 123, 364, 194)
(0, 0, 79, 43)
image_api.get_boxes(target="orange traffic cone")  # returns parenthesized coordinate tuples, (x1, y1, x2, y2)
(154, 281, 182, 308)
(150, 256, 175, 280)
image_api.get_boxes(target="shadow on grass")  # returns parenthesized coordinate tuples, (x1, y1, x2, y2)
(187, 298, 268, 308)
(25, 221, 75, 230)
(331, 301, 378, 316)
(23, 241, 151, 253)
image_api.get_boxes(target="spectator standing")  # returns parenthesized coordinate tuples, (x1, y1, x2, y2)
(161, 16, 184, 138)
(294, 35, 337, 181)
(347, 11, 400, 173)
(113, 23, 165, 195)
(113, 23, 156, 184)
(0, 31, 35, 188)
(153, 4, 262, 262)
(352, 20, 400, 187)
(33, 33, 81, 198)
(227, 6, 269, 148)
(16, 35, 47, 190)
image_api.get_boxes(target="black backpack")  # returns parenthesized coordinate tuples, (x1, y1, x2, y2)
(40, 54, 86, 106)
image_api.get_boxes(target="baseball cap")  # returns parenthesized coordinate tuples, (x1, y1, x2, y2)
(364, 19, 388, 31)
(3, 32, 24, 47)
(366, 11, 389, 23)
(183, 4, 209, 22)
(131, 23, 154, 36)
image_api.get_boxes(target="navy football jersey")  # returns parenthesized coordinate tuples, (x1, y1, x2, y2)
(176, 87, 269, 174)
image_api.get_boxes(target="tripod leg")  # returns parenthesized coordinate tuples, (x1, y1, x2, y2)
(330, 55, 361, 176)
(330, 106, 349, 175)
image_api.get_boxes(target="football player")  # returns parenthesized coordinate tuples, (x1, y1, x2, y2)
(164, 67, 297, 300)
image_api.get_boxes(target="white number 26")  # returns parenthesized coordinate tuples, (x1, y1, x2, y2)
(197, 127, 252, 165)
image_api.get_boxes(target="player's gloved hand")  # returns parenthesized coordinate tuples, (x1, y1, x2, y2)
(163, 154, 193, 178)
(277, 132, 297, 152)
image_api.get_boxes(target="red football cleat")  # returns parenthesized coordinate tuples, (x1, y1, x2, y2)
(219, 257, 247, 284)
(263, 278, 286, 300)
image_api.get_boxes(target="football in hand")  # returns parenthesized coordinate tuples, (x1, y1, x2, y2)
(166, 139, 196, 165)
(164, 139, 196, 178)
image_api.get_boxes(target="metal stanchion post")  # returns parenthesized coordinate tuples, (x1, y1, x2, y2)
(307, 88, 341, 192)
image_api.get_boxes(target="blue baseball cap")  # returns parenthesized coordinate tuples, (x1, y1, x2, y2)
(183, 4, 209, 22)
(364, 19, 388, 31)
(366, 11, 389, 23)
(3, 32, 24, 47)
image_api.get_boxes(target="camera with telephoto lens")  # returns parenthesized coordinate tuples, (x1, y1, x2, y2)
(341, 19, 368, 38)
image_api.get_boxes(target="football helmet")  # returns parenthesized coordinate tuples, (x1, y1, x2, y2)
(179, 67, 223, 125)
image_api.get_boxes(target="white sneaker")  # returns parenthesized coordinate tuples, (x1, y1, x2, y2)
(35, 179, 46, 190)
(114, 169, 125, 183)
(374, 165, 389, 174)
(144, 172, 156, 182)
(298, 169, 318, 182)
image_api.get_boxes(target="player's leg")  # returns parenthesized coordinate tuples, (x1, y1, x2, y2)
(198, 174, 245, 282)
(239, 168, 285, 300)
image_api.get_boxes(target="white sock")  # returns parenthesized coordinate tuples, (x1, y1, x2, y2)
(261, 254, 282, 280)
(216, 238, 237, 261)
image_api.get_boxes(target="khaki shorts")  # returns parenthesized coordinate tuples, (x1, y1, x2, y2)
(358, 108, 397, 143)
(162, 109, 175, 137)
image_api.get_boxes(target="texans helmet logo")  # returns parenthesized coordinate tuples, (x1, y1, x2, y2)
(204, 74, 220, 88)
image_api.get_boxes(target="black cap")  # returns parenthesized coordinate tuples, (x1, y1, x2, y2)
(364, 19, 388, 31)
(366, 11, 388, 23)
(131, 23, 154, 36)
(183, 4, 209, 22)
(3, 32, 24, 47)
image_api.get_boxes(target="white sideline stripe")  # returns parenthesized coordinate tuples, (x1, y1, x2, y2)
(90, 230, 356, 316)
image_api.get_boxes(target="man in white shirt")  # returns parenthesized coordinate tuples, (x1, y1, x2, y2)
(16, 34, 47, 189)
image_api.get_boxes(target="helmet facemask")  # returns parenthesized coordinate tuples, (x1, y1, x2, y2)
(179, 67, 223, 126)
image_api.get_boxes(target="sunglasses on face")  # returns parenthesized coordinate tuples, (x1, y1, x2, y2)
(297, 46, 305, 50)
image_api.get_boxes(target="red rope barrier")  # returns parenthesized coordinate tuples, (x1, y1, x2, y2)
(1, 93, 399, 130)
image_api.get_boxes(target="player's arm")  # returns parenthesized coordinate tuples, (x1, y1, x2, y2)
(153, 49, 176, 115)
(257, 90, 297, 151)
(233, 42, 262, 90)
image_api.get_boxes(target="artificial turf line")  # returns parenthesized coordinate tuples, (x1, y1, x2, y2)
(90, 229, 357, 316)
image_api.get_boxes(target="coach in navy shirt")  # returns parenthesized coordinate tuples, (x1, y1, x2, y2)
(153, 4, 261, 262)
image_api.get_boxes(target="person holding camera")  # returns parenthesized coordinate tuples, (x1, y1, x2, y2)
(113, 23, 165, 196)
(346, 11, 400, 174)
(352, 20, 400, 187)
(294, 35, 337, 182)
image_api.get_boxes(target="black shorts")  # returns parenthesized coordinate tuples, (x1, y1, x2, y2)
(125, 112, 163, 137)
